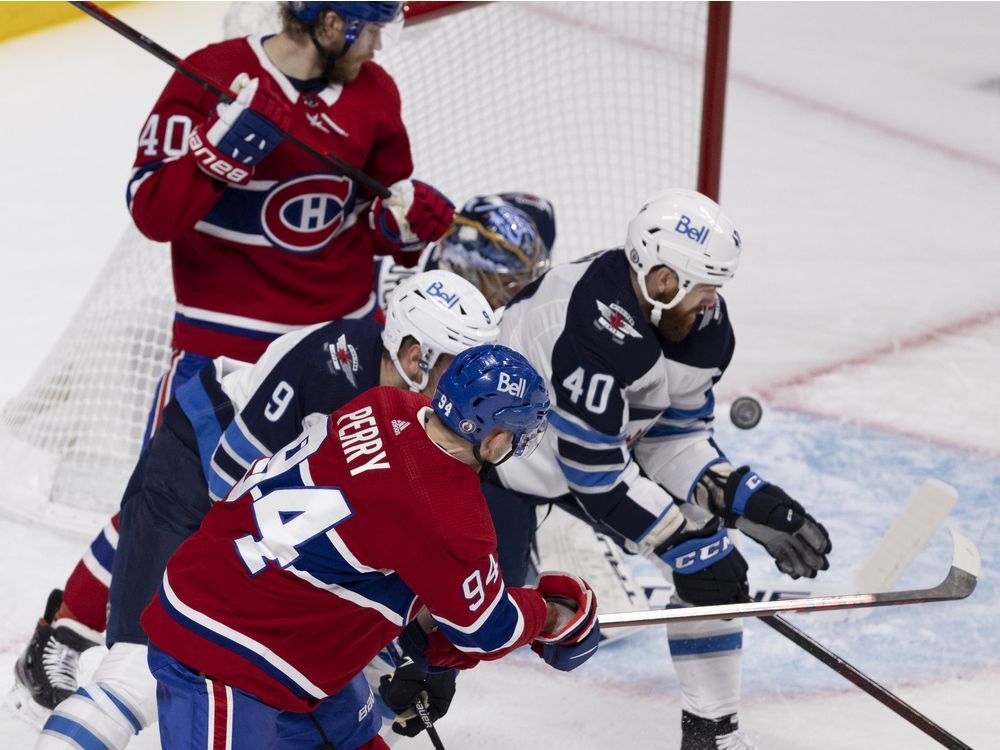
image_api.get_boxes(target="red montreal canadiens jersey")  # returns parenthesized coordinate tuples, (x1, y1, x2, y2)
(128, 35, 413, 362)
(142, 387, 549, 712)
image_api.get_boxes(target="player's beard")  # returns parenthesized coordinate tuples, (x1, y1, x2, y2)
(656, 305, 699, 342)
(326, 49, 371, 84)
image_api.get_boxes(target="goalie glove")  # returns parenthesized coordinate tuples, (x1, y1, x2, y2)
(189, 74, 291, 186)
(656, 518, 750, 606)
(694, 462, 832, 579)
(370, 179, 455, 259)
(531, 572, 600, 672)
(378, 660, 458, 738)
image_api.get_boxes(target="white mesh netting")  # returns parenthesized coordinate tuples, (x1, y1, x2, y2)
(0, 2, 713, 526)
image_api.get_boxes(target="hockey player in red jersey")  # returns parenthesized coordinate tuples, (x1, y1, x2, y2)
(13, 1, 457, 718)
(142, 345, 600, 749)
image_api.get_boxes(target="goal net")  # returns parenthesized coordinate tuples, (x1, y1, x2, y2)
(0, 1, 729, 529)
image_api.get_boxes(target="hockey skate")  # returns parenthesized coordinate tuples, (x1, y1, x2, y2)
(10, 589, 101, 718)
(681, 710, 757, 750)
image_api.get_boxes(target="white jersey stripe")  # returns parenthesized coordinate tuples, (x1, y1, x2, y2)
(162, 571, 328, 700)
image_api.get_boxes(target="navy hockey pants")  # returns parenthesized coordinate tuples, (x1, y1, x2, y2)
(106, 401, 211, 646)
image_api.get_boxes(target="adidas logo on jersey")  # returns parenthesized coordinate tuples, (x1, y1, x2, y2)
(392, 419, 411, 435)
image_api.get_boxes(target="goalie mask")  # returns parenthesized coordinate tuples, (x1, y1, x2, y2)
(438, 194, 552, 308)
(624, 188, 742, 325)
(382, 270, 500, 392)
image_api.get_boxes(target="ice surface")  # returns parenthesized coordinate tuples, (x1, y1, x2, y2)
(1, 2, 998, 747)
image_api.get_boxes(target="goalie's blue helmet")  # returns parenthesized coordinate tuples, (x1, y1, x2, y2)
(287, 2, 402, 42)
(433, 345, 550, 458)
(439, 194, 553, 307)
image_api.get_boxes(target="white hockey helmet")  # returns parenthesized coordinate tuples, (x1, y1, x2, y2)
(382, 269, 501, 392)
(624, 188, 742, 324)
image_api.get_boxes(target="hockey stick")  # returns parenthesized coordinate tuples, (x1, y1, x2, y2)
(412, 697, 447, 750)
(598, 528, 979, 628)
(854, 478, 958, 593)
(756, 612, 972, 749)
(67, 1, 391, 198)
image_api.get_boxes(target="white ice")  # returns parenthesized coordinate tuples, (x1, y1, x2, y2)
(1, 2, 999, 748)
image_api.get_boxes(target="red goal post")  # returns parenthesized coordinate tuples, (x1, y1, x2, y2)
(0, 1, 732, 530)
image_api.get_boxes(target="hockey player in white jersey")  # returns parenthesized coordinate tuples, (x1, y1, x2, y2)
(483, 189, 832, 749)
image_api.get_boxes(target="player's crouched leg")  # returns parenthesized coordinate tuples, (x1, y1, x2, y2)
(276, 673, 385, 750)
(36, 643, 157, 750)
(147, 642, 284, 749)
(148, 642, 384, 750)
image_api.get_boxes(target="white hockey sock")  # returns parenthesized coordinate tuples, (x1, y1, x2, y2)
(667, 617, 743, 718)
(36, 688, 135, 750)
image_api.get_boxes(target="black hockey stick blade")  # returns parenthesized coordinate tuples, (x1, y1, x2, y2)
(67, 1, 391, 198)
(598, 528, 979, 629)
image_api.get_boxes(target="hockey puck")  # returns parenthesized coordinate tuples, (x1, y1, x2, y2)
(730, 397, 763, 429)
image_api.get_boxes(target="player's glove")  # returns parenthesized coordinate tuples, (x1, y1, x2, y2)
(188, 73, 291, 186)
(657, 518, 750, 606)
(531, 571, 600, 672)
(370, 179, 455, 259)
(378, 660, 458, 738)
(694, 462, 832, 579)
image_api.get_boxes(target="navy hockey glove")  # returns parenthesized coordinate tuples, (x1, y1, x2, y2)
(189, 74, 291, 186)
(695, 463, 832, 579)
(657, 518, 750, 606)
(371, 180, 455, 259)
(531, 572, 600, 672)
(378, 661, 457, 738)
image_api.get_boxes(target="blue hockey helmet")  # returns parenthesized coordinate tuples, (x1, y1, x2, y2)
(438, 194, 553, 307)
(433, 344, 550, 458)
(286, 2, 402, 43)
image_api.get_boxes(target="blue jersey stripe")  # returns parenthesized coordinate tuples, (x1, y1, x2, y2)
(548, 411, 624, 446)
(433, 595, 523, 653)
(125, 161, 162, 212)
(557, 459, 625, 489)
(222, 421, 267, 467)
(175, 313, 282, 341)
(174, 377, 225, 484)
(662, 391, 715, 421)
(645, 424, 706, 438)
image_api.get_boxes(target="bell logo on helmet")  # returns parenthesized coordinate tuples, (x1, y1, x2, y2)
(674, 214, 711, 245)
(497, 371, 527, 398)
(425, 279, 461, 309)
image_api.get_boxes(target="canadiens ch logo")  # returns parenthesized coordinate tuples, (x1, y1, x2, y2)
(328, 333, 360, 388)
(594, 300, 642, 344)
(262, 174, 355, 253)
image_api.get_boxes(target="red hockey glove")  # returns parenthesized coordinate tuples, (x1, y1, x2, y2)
(370, 180, 455, 260)
(189, 74, 292, 186)
(531, 571, 600, 671)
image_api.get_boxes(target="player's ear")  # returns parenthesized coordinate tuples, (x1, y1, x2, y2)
(398, 340, 423, 381)
(482, 428, 515, 462)
(650, 265, 678, 298)
(317, 10, 344, 40)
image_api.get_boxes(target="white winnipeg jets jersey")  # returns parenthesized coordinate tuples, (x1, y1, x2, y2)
(496, 248, 735, 549)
